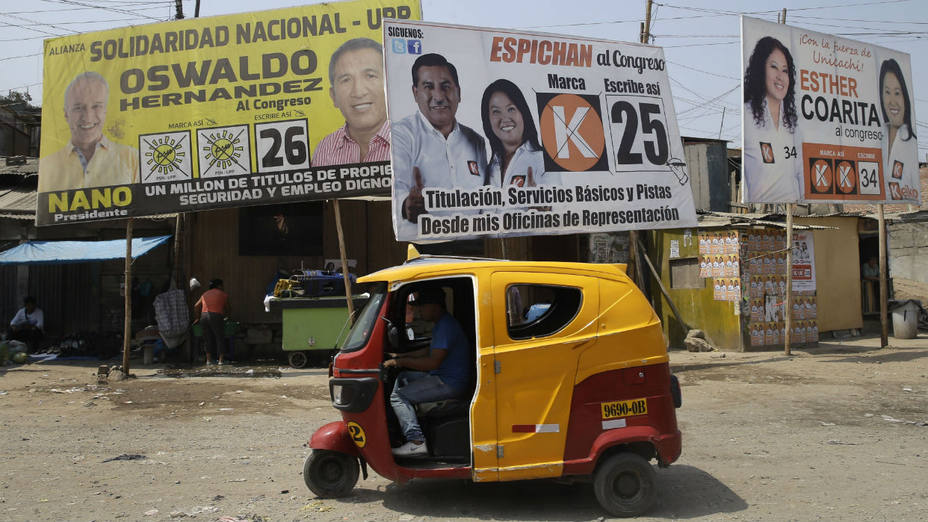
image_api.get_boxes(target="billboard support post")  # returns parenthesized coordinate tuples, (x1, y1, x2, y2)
(879, 204, 888, 347)
(628, 0, 656, 290)
(785, 207, 793, 355)
(123, 218, 133, 374)
(333, 200, 355, 326)
(780, 8, 793, 356)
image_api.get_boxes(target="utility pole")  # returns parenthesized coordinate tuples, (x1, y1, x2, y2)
(718, 107, 726, 139)
(195, 0, 201, 18)
(640, 0, 653, 44)
(629, 0, 654, 289)
(175, 0, 184, 20)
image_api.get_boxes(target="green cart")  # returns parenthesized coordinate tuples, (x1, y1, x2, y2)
(268, 294, 367, 368)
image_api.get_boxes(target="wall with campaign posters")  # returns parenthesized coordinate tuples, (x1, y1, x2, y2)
(741, 16, 919, 204)
(696, 228, 819, 349)
(37, 1, 421, 226)
(383, 20, 697, 242)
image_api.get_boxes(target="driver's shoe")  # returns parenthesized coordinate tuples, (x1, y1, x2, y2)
(392, 440, 428, 457)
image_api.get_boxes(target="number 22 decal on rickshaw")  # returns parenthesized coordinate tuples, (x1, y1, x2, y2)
(347, 422, 366, 448)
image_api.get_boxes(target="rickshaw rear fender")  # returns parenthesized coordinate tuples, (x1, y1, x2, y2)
(562, 426, 681, 475)
(309, 421, 360, 457)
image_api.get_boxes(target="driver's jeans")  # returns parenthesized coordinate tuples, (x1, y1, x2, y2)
(390, 370, 460, 443)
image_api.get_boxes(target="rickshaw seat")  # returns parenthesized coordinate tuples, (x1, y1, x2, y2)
(415, 398, 467, 418)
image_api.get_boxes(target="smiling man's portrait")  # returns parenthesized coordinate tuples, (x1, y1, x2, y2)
(39, 71, 139, 192)
(312, 38, 391, 167)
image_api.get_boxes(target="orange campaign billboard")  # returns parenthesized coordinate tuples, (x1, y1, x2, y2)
(383, 20, 698, 242)
(741, 16, 919, 204)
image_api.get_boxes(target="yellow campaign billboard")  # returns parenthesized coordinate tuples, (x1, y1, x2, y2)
(37, 0, 421, 226)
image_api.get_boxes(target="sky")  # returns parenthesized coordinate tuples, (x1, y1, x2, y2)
(2, 0, 927, 156)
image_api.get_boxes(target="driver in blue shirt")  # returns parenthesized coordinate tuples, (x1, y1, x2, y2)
(383, 286, 470, 457)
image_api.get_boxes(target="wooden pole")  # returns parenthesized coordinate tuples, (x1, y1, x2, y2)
(642, 0, 653, 43)
(878, 204, 888, 347)
(784, 206, 793, 355)
(333, 200, 356, 325)
(779, 8, 792, 357)
(122, 218, 133, 373)
(172, 213, 183, 289)
(627, 0, 654, 290)
(718, 107, 726, 139)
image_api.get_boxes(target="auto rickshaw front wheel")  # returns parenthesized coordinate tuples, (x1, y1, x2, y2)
(593, 452, 657, 517)
(303, 449, 359, 498)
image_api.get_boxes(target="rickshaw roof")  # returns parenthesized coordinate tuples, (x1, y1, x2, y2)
(357, 251, 630, 286)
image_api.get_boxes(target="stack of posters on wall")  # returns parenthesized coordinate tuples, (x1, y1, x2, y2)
(698, 230, 741, 302)
(698, 229, 818, 347)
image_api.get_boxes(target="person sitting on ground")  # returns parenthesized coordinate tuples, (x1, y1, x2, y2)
(383, 287, 470, 457)
(9, 296, 44, 351)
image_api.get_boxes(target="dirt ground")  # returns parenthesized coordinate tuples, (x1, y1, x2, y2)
(1, 331, 926, 522)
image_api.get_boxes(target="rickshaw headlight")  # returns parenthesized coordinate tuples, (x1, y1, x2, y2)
(329, 378, 378, 412)
(331, 383, 355, 406)
(332, 383, 345, 405)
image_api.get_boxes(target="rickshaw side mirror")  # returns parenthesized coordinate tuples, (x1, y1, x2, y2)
(382, 315, 400, 349)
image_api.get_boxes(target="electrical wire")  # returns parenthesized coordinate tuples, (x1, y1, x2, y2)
(40, 0, 167, 21)
(0, 53, 42, 62)
(668, 60, 740, 81)
(0, 17, 158, 28)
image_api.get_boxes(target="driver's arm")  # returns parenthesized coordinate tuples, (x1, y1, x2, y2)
(384, 347, 447, 371)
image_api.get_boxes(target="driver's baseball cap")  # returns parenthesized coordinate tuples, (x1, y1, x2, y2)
(414, 287, 445, 306)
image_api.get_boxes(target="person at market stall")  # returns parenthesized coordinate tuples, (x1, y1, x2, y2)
(392, 53, 490, 235)
(312, 38, 391, 167)
(384, 287, 470, 457)
(480, 78, 559, 188)
(9, 296, 44, 351)
(878, 58, 918, 200)
(742, 36, 802, 203)
(193, 278, 231, 366)
(38, 71, 139, 192)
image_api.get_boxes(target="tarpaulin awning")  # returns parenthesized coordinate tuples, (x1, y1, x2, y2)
(0, 235, 171, 265)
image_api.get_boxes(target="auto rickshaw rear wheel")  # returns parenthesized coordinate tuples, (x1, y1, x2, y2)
(303, 449, 359, 497)
(593, 452, 657, 517)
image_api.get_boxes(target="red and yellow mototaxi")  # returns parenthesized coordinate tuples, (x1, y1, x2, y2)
(305, 247, 681, 517)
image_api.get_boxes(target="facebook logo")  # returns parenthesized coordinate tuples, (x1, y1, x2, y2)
(407, 40, 422, 54)
(391, 38, 406, 54)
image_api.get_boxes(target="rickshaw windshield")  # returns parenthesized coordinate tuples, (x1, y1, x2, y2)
(339, 282, 386, 352)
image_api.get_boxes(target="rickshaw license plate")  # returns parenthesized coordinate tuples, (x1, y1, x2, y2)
(601, 398, 648, 419)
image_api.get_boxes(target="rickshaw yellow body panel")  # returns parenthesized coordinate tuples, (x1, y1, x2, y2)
(356, 257, 677, 482)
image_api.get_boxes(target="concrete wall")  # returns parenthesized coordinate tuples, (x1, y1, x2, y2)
(796, 216, 863, 332)
(888, 222, 928, 284)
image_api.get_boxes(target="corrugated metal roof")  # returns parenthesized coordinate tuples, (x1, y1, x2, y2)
(696, 211, 836, 230)
(0, 187, 36, 215)
(0, 156, 39, 175)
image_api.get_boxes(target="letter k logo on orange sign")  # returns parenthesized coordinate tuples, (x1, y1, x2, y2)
(537, 93, 607, 172)
(760, 142, 774, 164)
